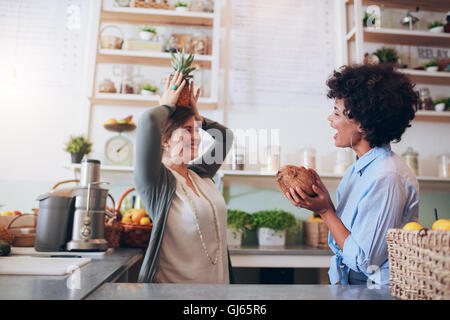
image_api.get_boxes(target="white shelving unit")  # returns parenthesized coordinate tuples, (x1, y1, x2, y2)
(82, 0, 222, 140)
(342, 0, 450, 123)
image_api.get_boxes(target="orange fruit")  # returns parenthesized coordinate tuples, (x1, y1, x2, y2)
(140, 217, 151, 225)
(402, 222, 423, 231)
(131, 209, 147, 225)
(431, 219, 450, 231)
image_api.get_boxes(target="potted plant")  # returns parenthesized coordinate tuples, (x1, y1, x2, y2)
(374, 46, 399, 64)
(363, 11, 378, 27)
(427, 21, 445, 33)
(252, 209, 296, 248)
(425, 60, 439, 72)
(141, 84, 158, 96)
(174, 1, 189, 12)
(139, 25, 157, 41)
(64, 135, 93, 163)
(226, 209, 254, 247)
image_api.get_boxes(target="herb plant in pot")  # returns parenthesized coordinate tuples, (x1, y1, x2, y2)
(139, 25, 157, 41)
(175, 1, 189, 12)
(374, 46, 399, 65)
(253, 210, 296, 248)
(428, 21, 444, 33)
(64, 135, 93, 164)
(226, 209, 254, 247)
(141, 84, 158, 96)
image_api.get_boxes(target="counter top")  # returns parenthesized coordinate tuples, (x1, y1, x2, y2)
(86, 283, 394, 300)
(229, 245, 332, 256)
(0, 248, 143, 300)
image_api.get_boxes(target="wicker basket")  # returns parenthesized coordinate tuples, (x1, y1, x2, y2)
(386, 228, 450, 300)
(133, 0, 171, 9)
(104, 194, 122, 248)
(302, 219, 329, 248)
(116, 187, 153, 248)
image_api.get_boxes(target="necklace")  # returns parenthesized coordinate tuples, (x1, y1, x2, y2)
(179, 171, 221, 265)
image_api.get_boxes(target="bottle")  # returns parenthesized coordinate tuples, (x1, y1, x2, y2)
(438, 153, 450, 178)
(419, 88, 433, 111)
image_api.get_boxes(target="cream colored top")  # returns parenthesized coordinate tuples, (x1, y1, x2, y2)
(154, 168, 229, 284)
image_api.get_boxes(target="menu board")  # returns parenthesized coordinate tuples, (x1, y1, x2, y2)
(0, 0, 88, 88)
(229, 0, 335, 107)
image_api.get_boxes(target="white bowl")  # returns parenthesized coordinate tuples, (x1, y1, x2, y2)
(426, 66, 439, 72)
(428, 26, 444, 33)
(175, 6, 188, 12)
(139, 31, 154, 41)
(141, 89, 155, 96)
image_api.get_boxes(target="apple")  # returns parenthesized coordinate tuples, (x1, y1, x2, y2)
(117, 120, 128, 124)
(14, 211, 21, 216)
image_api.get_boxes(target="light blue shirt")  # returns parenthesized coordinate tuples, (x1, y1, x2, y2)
(328, 144, 419, 285)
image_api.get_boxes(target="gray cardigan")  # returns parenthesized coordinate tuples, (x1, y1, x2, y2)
(134, 104, 234, 283)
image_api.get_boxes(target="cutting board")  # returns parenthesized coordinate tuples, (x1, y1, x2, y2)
(0, 256, 91, 276)
(10, 247, 114, 257)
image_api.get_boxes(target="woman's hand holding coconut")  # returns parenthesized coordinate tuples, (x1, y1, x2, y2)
(285, 168, 335, 216)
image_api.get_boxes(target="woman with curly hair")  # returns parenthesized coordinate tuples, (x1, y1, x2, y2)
(284, 64, 419, 285)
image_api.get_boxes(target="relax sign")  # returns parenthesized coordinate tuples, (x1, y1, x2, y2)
(417, 47, 449, 60)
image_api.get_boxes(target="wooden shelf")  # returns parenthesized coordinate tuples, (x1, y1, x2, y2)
(361, 27, 450, 47)
(90, 93, 218, 109)
(415, 110, 450, 122)
(347, 0, 450, 12)
(399, 69, 450, 85)
(66, 164, 134, 172)
(97, 49, 212, 68)
(100, 7, 215, 26)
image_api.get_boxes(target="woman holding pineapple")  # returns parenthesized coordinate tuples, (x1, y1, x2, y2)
(134, 52, 234, 283)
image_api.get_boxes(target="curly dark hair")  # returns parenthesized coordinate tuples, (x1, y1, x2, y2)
(326, 64, 417, 148)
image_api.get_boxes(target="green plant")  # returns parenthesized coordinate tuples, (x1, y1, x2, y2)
(374, 46, 399, 64)
(141, 84, 158, 92)
(227, 209, 254, 233)
(64, 135, 92, 155)
(252, 209, 297, 231)
(424, 60, 438, 68)
(427, 21, 444, 29)
(175, 1, 188, 8)
(363, 11, 377, 26)
(139, 25, 156, 34)
(433, 97, 450, 111)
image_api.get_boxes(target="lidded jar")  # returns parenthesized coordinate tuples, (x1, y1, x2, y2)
(402, 147, 419, 176)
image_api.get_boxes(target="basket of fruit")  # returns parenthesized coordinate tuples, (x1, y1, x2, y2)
(104, 115, 136, 133)
(116, 187, 152, 248)
(386, 220, 450, 300)
(302, 213, 329, 248)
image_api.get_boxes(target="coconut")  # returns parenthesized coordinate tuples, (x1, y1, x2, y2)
(276, 165, 316, 198)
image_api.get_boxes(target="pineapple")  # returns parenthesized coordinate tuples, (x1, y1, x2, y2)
(170, 49, 196, 107)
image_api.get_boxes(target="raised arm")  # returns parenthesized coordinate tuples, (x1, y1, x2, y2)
(134, 104, 176, 192)
(189, 118, 234, 179)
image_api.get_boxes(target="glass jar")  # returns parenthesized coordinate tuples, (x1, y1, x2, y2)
(263, 145, 280, 172)
(120, 76, 134, 94)
(191, 31, 208, 55)
(402, 147, 419, 176)
(419, 88, 433, 111)
(438, 153, 450, 178)
(299, 148, 316, 169)
(191, 0, 214, 13)
(333, 148, 353, 175)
